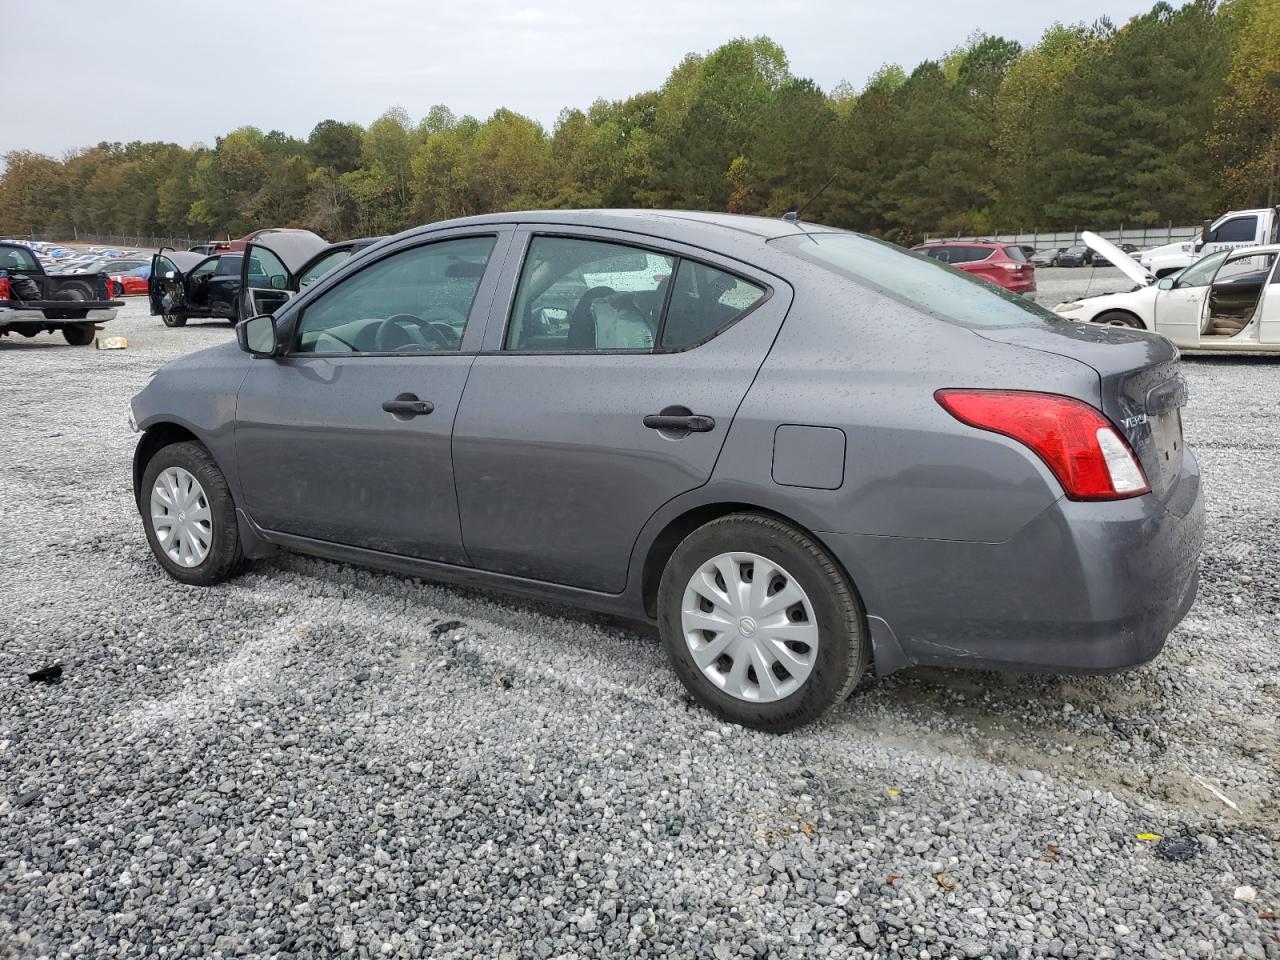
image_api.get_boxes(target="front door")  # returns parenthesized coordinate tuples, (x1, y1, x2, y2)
(234, 231, 511, 562)
(1260, 256, 1280, 345)
(148, 252, 186, 317)
(1152, 249, 1229, 346)
(452, 229, 791, 593)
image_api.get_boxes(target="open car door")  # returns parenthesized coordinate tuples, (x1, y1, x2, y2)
(291, 237, 385, 293)
(148, 249, 205, 318)
(238, 230, 327, 320)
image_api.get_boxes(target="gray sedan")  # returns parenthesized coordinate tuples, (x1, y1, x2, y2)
(129, 211, 1203, 731)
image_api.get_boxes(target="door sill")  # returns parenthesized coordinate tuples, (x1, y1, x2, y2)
(248, 517, 648, 624)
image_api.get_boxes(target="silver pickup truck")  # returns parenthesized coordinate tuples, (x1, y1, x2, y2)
(0, 241, 124, 345)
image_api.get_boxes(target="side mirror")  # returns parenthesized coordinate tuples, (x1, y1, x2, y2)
(164, 271, 176, 280)
(270, 274, 287, 290)
(1157, 277, 1176, 290)
(237, 313, 278, 357)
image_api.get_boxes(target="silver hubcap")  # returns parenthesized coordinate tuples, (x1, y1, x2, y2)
(150, 467, 212, 567)
(681, 551, 819, 703)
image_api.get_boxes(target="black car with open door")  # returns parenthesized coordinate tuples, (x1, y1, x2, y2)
(150, 231, 330, 328)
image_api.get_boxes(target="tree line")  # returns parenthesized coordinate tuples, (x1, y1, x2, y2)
(0, 0, 1274, 246)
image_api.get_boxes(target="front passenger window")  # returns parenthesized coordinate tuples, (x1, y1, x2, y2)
(294, 236, 495, 354)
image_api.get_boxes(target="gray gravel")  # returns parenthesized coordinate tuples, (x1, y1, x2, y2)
(2, 280, 1278, 960)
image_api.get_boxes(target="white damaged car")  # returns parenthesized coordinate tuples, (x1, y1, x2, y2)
(1055, 232, 1280, 353)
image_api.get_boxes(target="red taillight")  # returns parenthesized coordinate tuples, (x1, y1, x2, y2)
(0, 275, 9, 301)
(935, 389, 1149, 501)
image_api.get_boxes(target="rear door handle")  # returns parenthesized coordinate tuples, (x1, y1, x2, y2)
(643, 413, 715, 432)
(381, 397, 434, 418)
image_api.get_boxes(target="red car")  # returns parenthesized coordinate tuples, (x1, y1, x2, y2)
(910, 240, 1037, 299)
(109, 268, 150, 297)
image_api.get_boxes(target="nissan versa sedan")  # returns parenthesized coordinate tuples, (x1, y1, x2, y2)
(129, 210, 1204, 731)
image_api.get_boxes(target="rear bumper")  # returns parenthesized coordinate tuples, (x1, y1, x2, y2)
(823, 448, 1204, 675)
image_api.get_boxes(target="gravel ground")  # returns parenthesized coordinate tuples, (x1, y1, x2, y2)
(2, 273, 1278, 960)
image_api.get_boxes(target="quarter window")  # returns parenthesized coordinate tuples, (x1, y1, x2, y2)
(294, 236, 495, 355)
(661, 260, 765, 349)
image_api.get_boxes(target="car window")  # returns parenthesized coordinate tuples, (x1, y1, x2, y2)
(1210, 216, 1256, 244)
(215, 255, 243, 277)
(916, 246, 993, 265)
(298, 250, 354, 288)
(295, 236, 496, 355)
(660, 260, 766, 349)
(190, 258, 219, 280)
(1004, 246, 1027, 262)
(0, 247, 39, 272)
(505, 236, 675, 352)
(1213, 252, 1277, 286)
(246, 246, 286, 287)
(1175, 250, 1231, 289)
(773, 232, 1055, 328)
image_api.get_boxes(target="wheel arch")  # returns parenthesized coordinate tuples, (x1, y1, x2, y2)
(132, 421, 203, 510)
(1092, 308, 1146, 330)
(637, 500, 864, 621)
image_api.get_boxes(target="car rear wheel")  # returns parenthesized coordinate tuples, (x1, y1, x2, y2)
(1094, 310, 1144, 329)
(657, 513, 869, 732)
(141, 441, 245, 585)
(61, 325, 96, 346)
(162, 311, 187, 328)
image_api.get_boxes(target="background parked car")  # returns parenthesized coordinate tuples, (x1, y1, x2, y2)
(1055, 245, 1097, 267)
(110, 264, 151, 297)
(910, 240, 1036, 298)
(1031, 247, 1067, 267)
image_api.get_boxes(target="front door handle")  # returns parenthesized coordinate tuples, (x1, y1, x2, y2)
(382, 395, 434, 418)
(643, 413, 715, 432)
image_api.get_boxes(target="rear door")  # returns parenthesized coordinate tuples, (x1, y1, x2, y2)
(234, 228, 512, 563)
(451, 227, 790, 593)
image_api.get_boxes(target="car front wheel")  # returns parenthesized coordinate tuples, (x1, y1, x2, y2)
(162, 311, 187, 328)
(141, 441, 245, 585)
(658, 513, 869, 732)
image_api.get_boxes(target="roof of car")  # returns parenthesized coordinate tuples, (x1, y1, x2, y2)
(912, 239, 1004, 247)
(398, 209, 844, 246)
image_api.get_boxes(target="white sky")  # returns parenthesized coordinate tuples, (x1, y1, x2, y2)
(5, 0, 1155, 157)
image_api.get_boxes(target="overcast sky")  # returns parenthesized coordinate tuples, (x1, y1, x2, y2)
(6, 0, 1155, 158)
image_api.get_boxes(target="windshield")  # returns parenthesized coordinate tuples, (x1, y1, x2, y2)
(772, 232, 1057, 328)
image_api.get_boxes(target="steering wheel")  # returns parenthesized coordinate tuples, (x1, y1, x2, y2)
(374, 313, 457, 352)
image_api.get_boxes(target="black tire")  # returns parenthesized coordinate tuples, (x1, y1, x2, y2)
(1094, 310, 1144, 329)
(140, 441, 246, 586)
(61, 325, 96, 346)
(657, 513, 869, 732)
(162, 311, 187, 328)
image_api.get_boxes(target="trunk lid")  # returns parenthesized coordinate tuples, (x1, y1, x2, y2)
(974, 320, 1187, 506)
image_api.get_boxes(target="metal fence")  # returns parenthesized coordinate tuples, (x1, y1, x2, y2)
(16, 231, 206, 251)
(925, 224, 1200, 250)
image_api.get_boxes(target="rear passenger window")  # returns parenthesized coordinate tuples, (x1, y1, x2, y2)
(506, 237, 673, 352)
(660, 260, 766, 349)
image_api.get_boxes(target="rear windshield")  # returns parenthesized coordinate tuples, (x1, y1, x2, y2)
(1004, 246, 1027, 261)
(773, 232, 1057, 328)
(915, 245, 992, 265)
